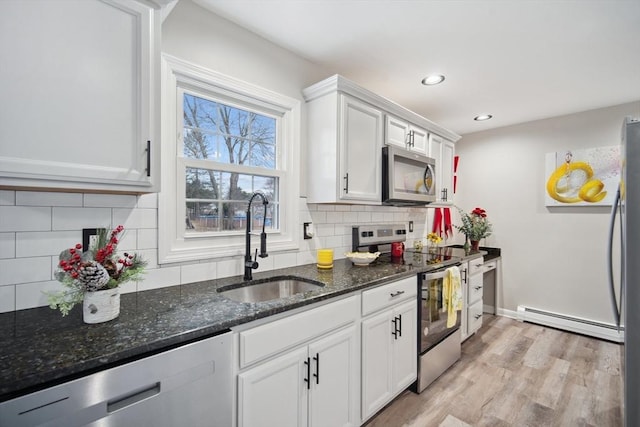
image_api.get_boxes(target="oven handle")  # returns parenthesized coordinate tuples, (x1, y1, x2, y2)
(422, 270, 449, 281)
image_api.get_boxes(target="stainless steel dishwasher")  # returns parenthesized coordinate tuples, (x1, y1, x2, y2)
(0, 331, 233, 427)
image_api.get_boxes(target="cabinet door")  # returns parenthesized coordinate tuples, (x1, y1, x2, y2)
(0, 0, 158, 193)
(385, 115, 410, 148)
(361, 310, 393, 420)
(308, 326, 358, 427)
(339, 95, 383, 202)
(428, 133, 455, 203)
(361, 310, 393, 421)
(391, 300, 417, 394)
(238, 347, 308, 427)
(410, 125, 429, 155)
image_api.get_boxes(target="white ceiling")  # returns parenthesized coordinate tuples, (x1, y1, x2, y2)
(193, 0, 640, 135)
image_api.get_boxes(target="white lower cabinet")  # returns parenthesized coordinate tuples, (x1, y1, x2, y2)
(361, 278, 417, 423)
(465, 256, 485, 338)
(235, 296, 360, 427)
(238, 326, 357, 427)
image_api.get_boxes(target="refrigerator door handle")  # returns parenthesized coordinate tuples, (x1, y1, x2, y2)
(607, 185, 621, 330)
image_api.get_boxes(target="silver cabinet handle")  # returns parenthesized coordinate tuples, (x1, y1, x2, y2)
(390, 290, 405, 298)
(474, 286, 482, 290)
(474, 314, 482, 320)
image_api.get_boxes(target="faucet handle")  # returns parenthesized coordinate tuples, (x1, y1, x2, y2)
(259, 232, 268, 258)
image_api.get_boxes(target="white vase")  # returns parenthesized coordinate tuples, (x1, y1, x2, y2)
(83, 288, 120, 324)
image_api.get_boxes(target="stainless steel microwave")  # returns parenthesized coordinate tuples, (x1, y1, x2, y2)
(382, 146, 436, 206)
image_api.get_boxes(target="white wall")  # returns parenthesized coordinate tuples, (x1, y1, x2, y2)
(0, 0, 428, 313)
(453, 101, 640, 324)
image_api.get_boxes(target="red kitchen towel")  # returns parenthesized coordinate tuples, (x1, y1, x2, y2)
(432, 208, 442, 236)
(443, 207, 452, 238)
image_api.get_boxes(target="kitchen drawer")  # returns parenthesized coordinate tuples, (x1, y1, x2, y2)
(362, 276, 417, 316)
(238, 295, 359, 368)
(468, 256, 484, 276)
(483, 260, 497, 272)
(468, 273, 483, 305)
(468, 299, 483, 333)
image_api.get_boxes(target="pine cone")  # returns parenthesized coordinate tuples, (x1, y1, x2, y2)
(77, 261, 110, 291)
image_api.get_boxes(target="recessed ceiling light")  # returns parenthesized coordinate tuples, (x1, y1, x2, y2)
(421, 74, 445, 86)
(474, 114, 493, 121)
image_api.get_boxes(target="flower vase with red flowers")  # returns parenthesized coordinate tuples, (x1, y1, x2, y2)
(47, 225, 146, 322)
(455, 206, 493, 251)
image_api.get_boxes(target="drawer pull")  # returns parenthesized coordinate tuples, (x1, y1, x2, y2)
(474, 286, 483, 290)
(390, 290, 405, 298)
(474, 314, 482, 320)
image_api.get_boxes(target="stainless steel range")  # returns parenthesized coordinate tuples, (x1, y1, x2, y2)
(410, 248, 462, 393)
(351, 225, 463, 393)
(351, 223, 407, 253)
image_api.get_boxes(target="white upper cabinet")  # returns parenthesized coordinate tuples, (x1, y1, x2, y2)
(385, 115, 428, 155)
(304, 75, 459, 205)
(305, 91, 383, 204)
(0, 0, 160, 193)
(428, 133, 456, 204)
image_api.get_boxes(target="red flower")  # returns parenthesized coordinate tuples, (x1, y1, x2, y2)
(472, 207, 487, 217)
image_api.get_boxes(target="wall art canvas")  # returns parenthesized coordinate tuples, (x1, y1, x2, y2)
(545, 145, 620, 206)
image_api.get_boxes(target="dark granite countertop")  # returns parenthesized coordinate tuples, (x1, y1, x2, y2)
(0, 250, 484, 402)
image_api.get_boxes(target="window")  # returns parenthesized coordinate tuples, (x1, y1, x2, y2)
(159, 55, 301, 263)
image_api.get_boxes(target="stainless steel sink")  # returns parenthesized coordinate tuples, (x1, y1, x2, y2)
(218, 277, 324, 303)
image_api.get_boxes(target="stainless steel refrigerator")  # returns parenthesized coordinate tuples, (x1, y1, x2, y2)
(608, 117, 639, 427)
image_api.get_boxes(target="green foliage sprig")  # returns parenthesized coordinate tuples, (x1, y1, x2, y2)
(455, 206, 493, 241)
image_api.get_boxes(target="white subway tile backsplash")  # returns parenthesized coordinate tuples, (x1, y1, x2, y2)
(112, 208, 157, 229)
(137, 193, 158, 209)
(0, 190, 15, 206)
(16, 230, 79, 257)
(15, 280, 63, 310)
(326, 211, 343, 224)
(0, 285, 16, 312)
(357, 212, 372, 223)
(83, 194, 137, 208)
(137, 266, 181, 292)
(181, 261, 217, 284)
(16, 191, 82, 207)
(0, 206, 51, 232)
(0, 256, 51, 286)
(315, 224, 335, 237)
(273, 252, 297, 269)
(52, 208, 111, 230)
(137, 228, 157, 249)
(310, 211, 327, 223)
(343, 211, 358, 223)
(0, 233, 15, 259)
(1, 191, 420, 312)
(216, 258, 243, 279)
(371, 212, 385, 222)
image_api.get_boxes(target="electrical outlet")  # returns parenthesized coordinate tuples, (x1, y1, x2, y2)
(82, 228, 99, 251)
(303, 222, 313, 239)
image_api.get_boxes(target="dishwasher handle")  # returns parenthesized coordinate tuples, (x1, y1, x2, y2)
(107, 382, 161, 413)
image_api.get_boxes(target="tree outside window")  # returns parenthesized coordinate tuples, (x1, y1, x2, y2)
(182, 93, 278, 233)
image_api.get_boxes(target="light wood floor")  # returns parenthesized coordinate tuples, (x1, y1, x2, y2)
(366, 315, 623, 427)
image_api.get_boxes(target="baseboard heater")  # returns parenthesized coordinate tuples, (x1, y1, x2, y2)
(516, 305, 624, 343)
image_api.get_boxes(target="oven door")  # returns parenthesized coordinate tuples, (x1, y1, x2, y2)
(419, 267, 461, 355)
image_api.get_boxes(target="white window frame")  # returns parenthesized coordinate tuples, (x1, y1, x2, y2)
(159, 54, 301, 264)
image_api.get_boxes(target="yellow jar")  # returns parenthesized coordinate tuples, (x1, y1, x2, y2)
(317, 249, 334, 269)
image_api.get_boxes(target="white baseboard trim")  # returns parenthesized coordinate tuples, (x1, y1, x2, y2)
(505, 305, 625, 343)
